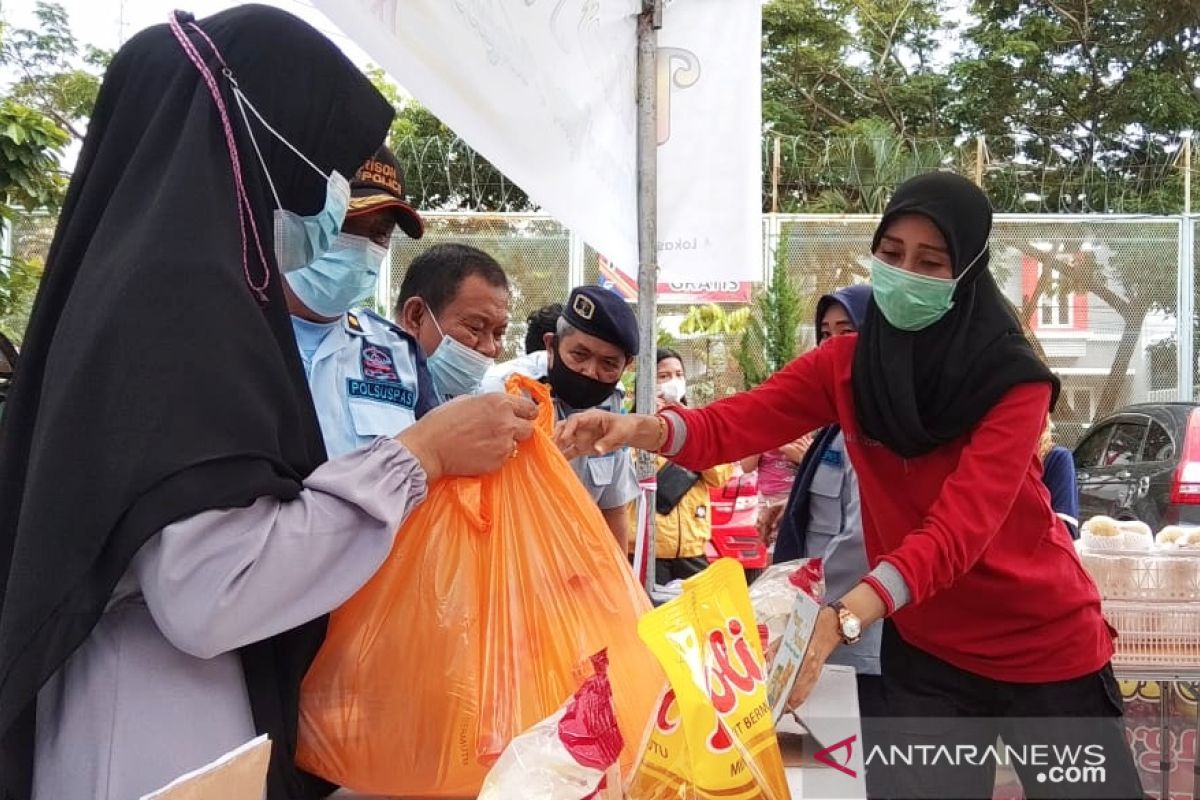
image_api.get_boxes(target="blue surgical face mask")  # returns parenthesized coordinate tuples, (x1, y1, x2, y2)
(284, 233, 387, 318)
(273, 172, 350, 273)
(229, 82, 352, 273)
(425, 311, 494, 398)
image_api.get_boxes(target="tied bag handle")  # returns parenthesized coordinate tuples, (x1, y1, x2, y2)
(504, 373, 556, 439)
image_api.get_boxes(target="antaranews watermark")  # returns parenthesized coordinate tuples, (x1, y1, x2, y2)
(865, 742, 1107, 784)
(1037, 764, 1108, 785)
(796, 716, 1139, 799)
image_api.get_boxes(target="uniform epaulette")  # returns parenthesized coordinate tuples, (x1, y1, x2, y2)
(360, 308, 411, 340)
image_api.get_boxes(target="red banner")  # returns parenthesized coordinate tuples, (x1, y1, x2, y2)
(597, 256, 753, 305)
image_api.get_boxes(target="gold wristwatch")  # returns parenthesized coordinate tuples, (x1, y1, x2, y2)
(828, 600, 862, 646)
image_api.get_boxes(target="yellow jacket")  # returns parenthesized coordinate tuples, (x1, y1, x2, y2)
(632, 456, 733, 559)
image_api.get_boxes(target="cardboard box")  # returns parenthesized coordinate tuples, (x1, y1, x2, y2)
(139, 735, 271, 800)
(779, 667, 866, 800)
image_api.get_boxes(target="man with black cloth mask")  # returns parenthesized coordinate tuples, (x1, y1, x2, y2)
(484, 286, 639, 549)
(0, 8, 535, 800)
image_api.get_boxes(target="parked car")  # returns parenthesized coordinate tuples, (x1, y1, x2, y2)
(706, 470, 769, 582)
(0, 332, 16, 425)
(1073, 402, 1200, 529)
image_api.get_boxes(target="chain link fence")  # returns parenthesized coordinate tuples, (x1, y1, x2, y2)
(380, 213, 1193, 446)
(9, 209, 1194, 445)
(384, 131, 1191, 216)
(766, 215, 1186, 447)
(380, 213, 571, 361)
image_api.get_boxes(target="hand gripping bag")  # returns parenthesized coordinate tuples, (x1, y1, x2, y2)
(296, 376, 661, 796)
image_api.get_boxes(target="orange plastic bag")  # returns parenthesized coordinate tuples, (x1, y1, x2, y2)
(296, 377, 662, 797)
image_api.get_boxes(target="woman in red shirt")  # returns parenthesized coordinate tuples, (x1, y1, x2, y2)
(557, 172, 1141, 799)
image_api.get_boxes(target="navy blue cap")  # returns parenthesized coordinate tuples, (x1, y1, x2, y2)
(562, 286, 640, 356)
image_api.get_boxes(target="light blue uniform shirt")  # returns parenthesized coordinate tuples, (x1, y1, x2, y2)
(291, 308, 429, 458)
(805, 431, 881, 676)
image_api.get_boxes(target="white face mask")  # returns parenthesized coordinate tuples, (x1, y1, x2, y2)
(659, 377, 686, 405)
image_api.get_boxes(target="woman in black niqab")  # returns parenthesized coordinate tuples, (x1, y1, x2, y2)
(0, 6, 392, 798)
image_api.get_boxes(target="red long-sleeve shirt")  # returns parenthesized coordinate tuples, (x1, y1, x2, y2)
(671, 334, 1112, 683)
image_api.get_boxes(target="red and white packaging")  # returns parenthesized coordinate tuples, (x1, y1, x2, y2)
(478, 651, 624, 800)
(788, 558, 826, 602)
(747, 558, 828, 722)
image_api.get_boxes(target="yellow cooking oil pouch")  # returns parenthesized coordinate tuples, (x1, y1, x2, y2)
(634, 559, 789, 800)
(625, 684, 695, 799)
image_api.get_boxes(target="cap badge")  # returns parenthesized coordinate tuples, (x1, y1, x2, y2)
(572, 294, 596, 321)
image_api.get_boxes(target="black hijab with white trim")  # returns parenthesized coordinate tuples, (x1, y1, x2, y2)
(851, 172, 1059, 458)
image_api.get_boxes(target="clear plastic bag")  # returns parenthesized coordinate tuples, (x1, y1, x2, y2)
(748, 558, 825, 656)
(479, 651, 623, 800)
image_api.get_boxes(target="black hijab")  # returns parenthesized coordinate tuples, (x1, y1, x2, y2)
(0, 7, 391, 798)
(851, 172, 1058, 458)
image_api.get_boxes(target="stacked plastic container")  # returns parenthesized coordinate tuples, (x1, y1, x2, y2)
(1080, 517, 1200, 667)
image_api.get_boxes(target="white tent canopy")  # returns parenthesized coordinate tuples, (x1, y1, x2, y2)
(313, 0, 761, 284)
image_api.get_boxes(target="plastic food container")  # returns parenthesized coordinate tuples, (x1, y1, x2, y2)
(1080, 550, 1200, 602)
(1103, 600, 1200, 667)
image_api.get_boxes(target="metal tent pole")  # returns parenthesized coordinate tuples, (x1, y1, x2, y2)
(635, 0, 662, 596)
(1180, 135, 1195, 402)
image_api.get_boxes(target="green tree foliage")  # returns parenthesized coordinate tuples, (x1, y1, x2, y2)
(762, 0, 1198, 215)
(761, 0, 1198, 418)
(0, 1, 107, 343)
(947, 0, 1197, 416)
(0, 101, 64, 342)
(679, 304, 752, 337)
(952, 0, 1200, 215)
(676, 304, 752, 405)
(364, 66, 534, 211)
(737, 237, 804, 389)
(1, 1, 109, 143)
(954, 0, 1200, 145)
(0, 255, 43, 346)
(762, 0, 953, 139)
(0, 100, 68, 217)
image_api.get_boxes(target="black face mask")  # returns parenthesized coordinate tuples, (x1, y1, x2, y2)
(547, 347, 620, 410)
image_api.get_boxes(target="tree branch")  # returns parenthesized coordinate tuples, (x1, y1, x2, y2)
(818, 67, 874, 105)
(1011, 243, 1131, 315)
(876, 0, 915, 76)
(861, 0, 914, 134)
(799, 86, 852, 128)
(1047, 0, 1104, 115)
(873, 74, 907, 134)
(13, 61, 85, 141)
(1020, 259, 1054, 324)
(37, 105, 83, 143)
